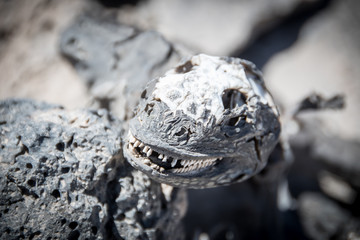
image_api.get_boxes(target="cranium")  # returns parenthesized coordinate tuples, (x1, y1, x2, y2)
(124, 54, 280, 188)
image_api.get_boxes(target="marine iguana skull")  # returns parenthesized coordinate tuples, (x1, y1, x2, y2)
(124, 54, 280, 188)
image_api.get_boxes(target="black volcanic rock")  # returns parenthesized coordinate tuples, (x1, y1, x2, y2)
(0, 99, 186, 240)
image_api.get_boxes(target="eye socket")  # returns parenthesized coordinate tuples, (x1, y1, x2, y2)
(221, 89, 246, 110)
(228, 116, 242, 126)
(222, 89, 247, 127)
(144, 103, 154, 115)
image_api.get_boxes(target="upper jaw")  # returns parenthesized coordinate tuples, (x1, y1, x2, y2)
(126, 131, 223, 175)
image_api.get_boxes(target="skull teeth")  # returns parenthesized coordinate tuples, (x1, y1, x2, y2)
(129, 134, 136, 143)
(171, 159, 178, 168)
(146, 149, 153, 157)
(128, 131, 222, 174)
(176, 158, 219, 172)
(143, 146, 149, 153)
(133, 140, 140, 148)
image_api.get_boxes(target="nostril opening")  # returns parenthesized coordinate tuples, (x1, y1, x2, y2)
(144, 103, 154, 115)
(175, 128, 187, 136)
(222, 89, 246, 110)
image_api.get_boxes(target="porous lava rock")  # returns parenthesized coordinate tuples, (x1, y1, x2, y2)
(0, 99, 186, 240)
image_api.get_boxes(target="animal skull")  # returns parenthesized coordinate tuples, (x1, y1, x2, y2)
(124, 54, 280, 188)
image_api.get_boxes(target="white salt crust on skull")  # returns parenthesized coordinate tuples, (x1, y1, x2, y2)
(124, 54, 281, 188)
(152, 54, 278, 123)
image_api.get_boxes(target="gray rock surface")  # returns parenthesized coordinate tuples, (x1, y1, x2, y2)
(60, 15, 187, 121)
(313, 136, 360, 188)
(298, 193, 360, 240)
(115, 0, 323, 55)
(0, 0, 90, 109)
(0, 99, 186, 240)
(0, 0, 327, 109)
(264, 0, 360, 141)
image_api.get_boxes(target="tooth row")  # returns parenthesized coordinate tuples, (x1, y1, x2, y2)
(139, 157, 165, 172)
(173, 159, 219, 173)
(129, 132, 178, 165)
(129, 132, 172, 166)
(128, 131, 221, 174)
(180, 158, 220, 167)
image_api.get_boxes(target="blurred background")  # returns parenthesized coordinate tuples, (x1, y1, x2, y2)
(1, 0, 359, 239)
